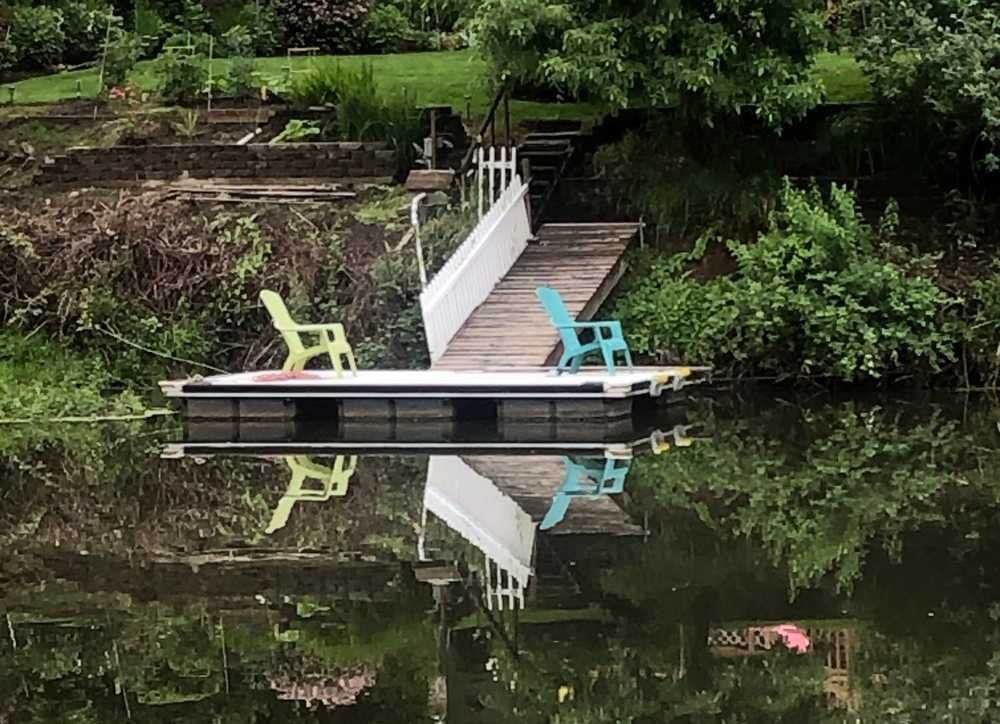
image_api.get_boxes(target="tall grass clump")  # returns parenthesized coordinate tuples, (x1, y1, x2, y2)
(289, 61, 423, 171)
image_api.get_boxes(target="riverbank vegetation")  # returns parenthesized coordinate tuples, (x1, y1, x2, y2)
(0, 186, 473, 418)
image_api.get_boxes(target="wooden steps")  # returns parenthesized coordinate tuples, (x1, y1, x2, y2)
(434, 222, 640, 370)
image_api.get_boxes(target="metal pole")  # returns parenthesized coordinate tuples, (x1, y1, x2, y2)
(504, 92, 510, 148)
(411, 193, 428, 287)
(207, 36, 214, 113)
(94, 12, 114, 119)
(430, 108, 438, 170)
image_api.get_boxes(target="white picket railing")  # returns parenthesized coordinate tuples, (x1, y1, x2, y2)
(477, 145, 518, 219)
(420, 161, 530, 363)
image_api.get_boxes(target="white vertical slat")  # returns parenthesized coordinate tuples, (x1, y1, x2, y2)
(419, 147, 531, 363)
(484, 553, 493, 610)
(499, 145, 507, 197)
(488, 146, 496, 208)
(476, 146, 486, 219)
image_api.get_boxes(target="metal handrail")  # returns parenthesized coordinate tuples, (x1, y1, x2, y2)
(459, 79, 511, 177)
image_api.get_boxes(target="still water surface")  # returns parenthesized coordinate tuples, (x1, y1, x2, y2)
(3, 392, 1000, 722)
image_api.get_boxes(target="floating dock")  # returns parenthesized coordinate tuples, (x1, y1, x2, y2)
(160, 367, 703, 422)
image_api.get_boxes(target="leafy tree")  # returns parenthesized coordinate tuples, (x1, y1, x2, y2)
(847, 0, 1000, 171)
(472, 0, 829, 125)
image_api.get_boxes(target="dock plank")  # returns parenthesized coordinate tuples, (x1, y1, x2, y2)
(434, 222, 639, 370)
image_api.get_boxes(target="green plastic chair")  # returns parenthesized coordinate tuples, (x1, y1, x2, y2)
(260, 290, 358, 375)
(266, 455, 358, 534)
(536, 287, 634, 374)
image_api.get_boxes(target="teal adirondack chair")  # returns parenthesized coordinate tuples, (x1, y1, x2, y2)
(540, 456, 631, 531)
(536, 287, 633, 374)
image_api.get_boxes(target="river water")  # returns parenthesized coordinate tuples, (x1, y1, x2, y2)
(2, 391, 999, 722)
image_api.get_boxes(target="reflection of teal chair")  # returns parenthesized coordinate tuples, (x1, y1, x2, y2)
(540, 456, 631, 531)
(266, 455, 358, 534)
(536, 287, 633, 374)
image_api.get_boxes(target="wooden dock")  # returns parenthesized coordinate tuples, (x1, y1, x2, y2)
(434, 222, 641, 369)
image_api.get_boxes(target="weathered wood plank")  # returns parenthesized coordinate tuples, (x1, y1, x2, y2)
(433, 222, 639, 369)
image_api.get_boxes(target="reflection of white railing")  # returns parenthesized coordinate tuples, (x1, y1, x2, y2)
(422, 456, 534, 611)
(420, 157, 530, 362)
(484, 553, 526, 611)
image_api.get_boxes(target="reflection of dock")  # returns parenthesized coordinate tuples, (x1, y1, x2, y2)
(463, 456, 643, 536)
(163, 418, 686, 459)
(422, 453, 644, 613)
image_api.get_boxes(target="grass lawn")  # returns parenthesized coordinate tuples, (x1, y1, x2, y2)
(7, 48, 869, 122)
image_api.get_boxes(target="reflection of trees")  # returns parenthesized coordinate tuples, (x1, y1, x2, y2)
(461, 616, 838, 723)
(0, 585, 436, 722)
(628, 399, 1000, 591)
(0, 435, 426, 566)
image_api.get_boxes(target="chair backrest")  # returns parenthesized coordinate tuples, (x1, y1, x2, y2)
(260, 289, 304, 354)
(536, 287, 580, 351)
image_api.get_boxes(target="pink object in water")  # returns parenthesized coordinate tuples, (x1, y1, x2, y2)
(767, 624, 811, 654)
(253, 370, 324, 382)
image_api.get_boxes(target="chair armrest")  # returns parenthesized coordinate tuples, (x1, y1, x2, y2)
(277, 323, 345, 333)
(556, 320, 624, 335)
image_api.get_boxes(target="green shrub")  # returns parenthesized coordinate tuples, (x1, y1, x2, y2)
(616, 181, 960, 380)
(289, 60, 343, 106)
(593, 126, 780, 239)
(219, 23, 252, 57)
(163, 30, 213, 55)
(178, 0, 211, 33)
(0, 34, 16, 73)
(290, 61, 421, 160)
(207, 0, 245, 32)
(391, 0, 472, 33)
(274, 0, 374, 54)
(101, 31, 143, 89)
(11, 5, 66, 68)
(60, 0, 120, 65)
(226, 56, 257, 96)
(366, 4, 411, 52)
(271, 119, 322, 143)
(849, 0, 1000, 171)
(155, 50, 208, 102)
(967, 270, 1000, 387)
(133, 0, 168, 55)
(0, 330, 145, 420)
(237, 1, 281, 55)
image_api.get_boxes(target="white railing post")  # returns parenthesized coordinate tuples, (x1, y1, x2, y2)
(488, 146, 496, 210)
(477, 147, 485, 219)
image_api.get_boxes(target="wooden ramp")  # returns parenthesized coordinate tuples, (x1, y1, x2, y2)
(434, 222, 640, 369)
(462, 456, 643, 536)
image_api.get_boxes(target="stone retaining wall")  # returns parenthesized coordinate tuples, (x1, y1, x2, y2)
(37, 142, 397, 184)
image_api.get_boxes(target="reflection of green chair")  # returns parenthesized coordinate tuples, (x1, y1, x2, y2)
(540, 456, 631, 531)
(266, 455, 358, 534)
(536, 287, 633, 374)
(260, 289, 358, 375)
